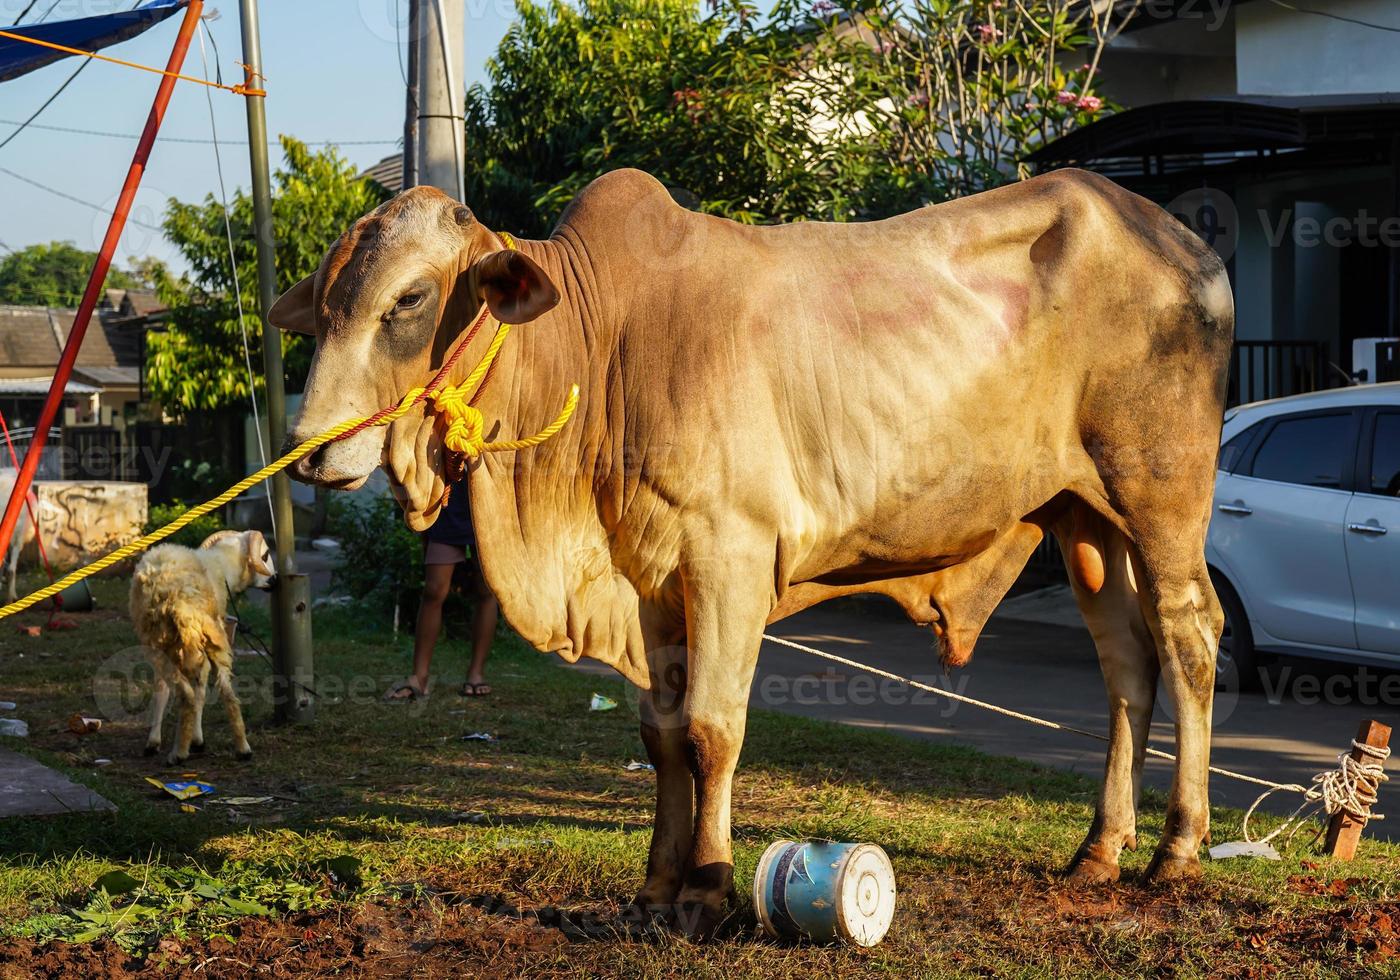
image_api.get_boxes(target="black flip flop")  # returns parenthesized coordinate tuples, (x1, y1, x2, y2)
(460, 682, 492, 697)
(383, 682, 428, 702)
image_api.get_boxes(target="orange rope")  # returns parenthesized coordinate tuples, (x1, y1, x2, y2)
(0, 27, 265, 96)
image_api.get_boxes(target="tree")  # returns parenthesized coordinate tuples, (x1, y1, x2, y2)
(464, 0, 1131, 233)
(0, 241, 155, 307)
(145, 137, 388, 414)
(464, 0, 880, 235)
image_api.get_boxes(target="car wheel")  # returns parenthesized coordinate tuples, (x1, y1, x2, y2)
(1211, 572, 1259, 692)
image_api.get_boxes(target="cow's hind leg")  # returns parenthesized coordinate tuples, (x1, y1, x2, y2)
(1060, 510, 1158, 884)
(1132, 539, 1221, 882)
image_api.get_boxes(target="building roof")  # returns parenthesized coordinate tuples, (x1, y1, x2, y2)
(0, 376, 101, 396)
(0, 304, 146, 373)
(1026, 98, 1400, 168)
(362, 153, 404, 195)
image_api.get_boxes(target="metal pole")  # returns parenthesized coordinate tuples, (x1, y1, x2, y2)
(0, 0, 204, 562)
(415, 0, 463, 198)
(239, 0, 313, 724)
(403, 0, 420, 190)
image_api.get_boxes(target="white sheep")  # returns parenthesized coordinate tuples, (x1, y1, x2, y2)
(130, 529, 276, 763)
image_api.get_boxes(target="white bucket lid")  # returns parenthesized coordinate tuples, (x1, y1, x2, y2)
(834, 843, 896, 947)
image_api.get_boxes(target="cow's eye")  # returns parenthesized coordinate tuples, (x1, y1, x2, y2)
(395, 293, 424, 312)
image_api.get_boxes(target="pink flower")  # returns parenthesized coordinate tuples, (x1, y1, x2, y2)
(1076, 95, 1103, 112)
(974, 23, 1001, 41)
(812, 0, 838, 16)
(1055, 90, 1077, 105)
(905, 90, 930, 107)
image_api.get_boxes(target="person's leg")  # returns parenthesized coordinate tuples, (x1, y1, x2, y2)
(386, 561, 454, 700)
(463, 559, 497, 694)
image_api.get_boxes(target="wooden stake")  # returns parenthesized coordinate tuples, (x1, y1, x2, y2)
(1323, 719, 1391, 861)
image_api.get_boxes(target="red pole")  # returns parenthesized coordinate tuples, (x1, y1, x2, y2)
(0, 0, 204, 560)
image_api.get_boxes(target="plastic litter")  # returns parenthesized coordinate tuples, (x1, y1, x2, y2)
(0, 701, 16, 710)
(590, 693, 618, 712)
(145, 776, 215, 801)
(462, 732, 497, 742)
(1208, 840, 1281, 861)
(67, 714, 102, 735)
(624, 760, 655, 771)
(209, 796, 274, 806)
(0, 718, 29, 737)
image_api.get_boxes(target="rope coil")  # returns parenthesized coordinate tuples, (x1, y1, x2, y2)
(1243, 740, 1391, 847)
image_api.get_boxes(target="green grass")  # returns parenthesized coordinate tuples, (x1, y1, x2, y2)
(1, 572, 1398, 977)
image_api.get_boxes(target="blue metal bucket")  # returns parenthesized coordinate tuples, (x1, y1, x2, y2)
(752, 840, 896, 946)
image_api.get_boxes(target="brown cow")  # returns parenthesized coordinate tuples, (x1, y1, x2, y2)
(271, 168, 1233, 936)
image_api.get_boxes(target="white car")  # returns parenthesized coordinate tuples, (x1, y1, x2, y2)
(1208, 382, 1400, 688)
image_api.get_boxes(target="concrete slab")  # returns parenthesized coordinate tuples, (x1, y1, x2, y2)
(0, 747, 115, 817)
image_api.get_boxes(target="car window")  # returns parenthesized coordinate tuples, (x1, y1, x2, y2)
(1370, 413, 1400, 496)
(1249, 413, 1351, 489)
(1218, 424, 1258, 472)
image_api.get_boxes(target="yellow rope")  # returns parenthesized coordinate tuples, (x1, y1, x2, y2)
(0, 300, 578, 621)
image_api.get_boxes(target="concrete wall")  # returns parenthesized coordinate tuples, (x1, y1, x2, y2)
(30, 481, 147, 569)
(1236, 0, 1400, 97)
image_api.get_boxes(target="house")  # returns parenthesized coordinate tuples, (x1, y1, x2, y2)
(0, 288, 166, 479)
(1030, 0, 1400, 402)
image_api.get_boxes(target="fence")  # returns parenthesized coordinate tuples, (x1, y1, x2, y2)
(1227, 340, 1330, 407)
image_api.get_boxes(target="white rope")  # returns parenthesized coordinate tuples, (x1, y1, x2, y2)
(1242, 740, 1391, 847)
(198, 24, 277, 538)
(761, 634, 1340, 795)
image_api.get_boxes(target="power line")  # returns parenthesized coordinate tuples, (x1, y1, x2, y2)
(1265, 0, 1400, 33)
(0, 0, 143, 153)
(0, 118, 398, 146)
(10, 0, 40, 25)
(0, 165, 165, 232)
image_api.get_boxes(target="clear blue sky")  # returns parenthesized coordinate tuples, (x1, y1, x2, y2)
(0, 0, 514, 271)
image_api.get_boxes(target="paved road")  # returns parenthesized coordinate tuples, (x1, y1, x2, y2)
(757, 598, 1397, 830)
(570, 593, 1397, 836)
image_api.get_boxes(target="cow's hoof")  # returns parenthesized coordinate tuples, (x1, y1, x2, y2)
(143, 744, 159, 757)
(616, 901, 670, 939)
(235, 749, 253, 762)
(188, 740, 205, 755)
(1065, 854, 1120, 885)
(1144, 851, 1202, 885)
(673, 899, 725, 942)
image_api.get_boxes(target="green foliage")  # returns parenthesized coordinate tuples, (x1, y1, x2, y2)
(465, 0, 1128, 233)
(465, 0, 881, 234)
(145, 138, 389, 414)
(144, 500, 225, 550)
(326, 494, 424, 617)
(0, 241, 156, 308)
(23, 858, 363, 952)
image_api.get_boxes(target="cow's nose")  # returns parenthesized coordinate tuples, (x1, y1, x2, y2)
(286, 439, 327, 483)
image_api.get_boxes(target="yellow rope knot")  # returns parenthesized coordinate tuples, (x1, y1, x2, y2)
(420, 380, 580, 461)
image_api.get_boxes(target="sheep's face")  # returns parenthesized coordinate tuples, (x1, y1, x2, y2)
(200, 530, 278, 593)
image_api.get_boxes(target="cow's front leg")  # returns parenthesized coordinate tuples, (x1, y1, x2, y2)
(673, 556, 769, 940)
(632, 613, 692, 914)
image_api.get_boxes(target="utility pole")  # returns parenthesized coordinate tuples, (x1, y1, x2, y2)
(240, 0, 314, 725)
(403, 0, 420, 190)
(414, 0, 464, 198)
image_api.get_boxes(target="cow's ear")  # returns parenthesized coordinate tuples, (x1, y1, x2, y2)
(268, 274, 317, 335)
(471, 249, 560, 324)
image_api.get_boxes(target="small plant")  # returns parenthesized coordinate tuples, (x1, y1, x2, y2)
(326, 494, 424, 619)
(144, 501, 224, 550)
